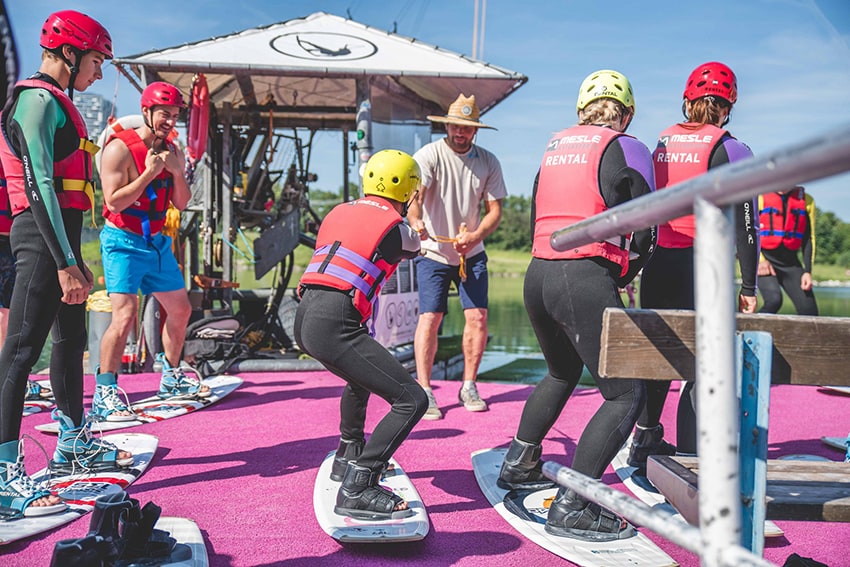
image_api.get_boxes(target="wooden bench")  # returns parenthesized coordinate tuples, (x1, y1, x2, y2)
(599, 309, 850, 385)
(599, 308, 850, 525)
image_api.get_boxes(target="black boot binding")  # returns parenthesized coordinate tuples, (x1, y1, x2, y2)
(545, 488, 636, 542)
(330, 438, 365, 482)
(50, 489, 190, 566)
(334, 463, 413, 521)
(627, 424, 677, 474)
(497, 438, 556, 490)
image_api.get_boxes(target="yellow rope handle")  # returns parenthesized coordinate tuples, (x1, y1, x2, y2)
(430, 223, 468, 282)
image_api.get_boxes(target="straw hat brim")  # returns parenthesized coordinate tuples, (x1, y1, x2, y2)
(426, 115, 497, 130)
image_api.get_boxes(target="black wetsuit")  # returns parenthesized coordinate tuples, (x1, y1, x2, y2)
(759, 206, 817, 315)
(638, 132, 759, 454)
(517, 132, 656, 480)
(295, 222, 428, 474)
(0, 74, 89, 443)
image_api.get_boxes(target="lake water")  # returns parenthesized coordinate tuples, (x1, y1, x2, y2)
(441, 276, 850, 383)
(34, 277, 850, 378)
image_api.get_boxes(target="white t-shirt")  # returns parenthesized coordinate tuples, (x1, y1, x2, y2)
(413, 139, 508, 266)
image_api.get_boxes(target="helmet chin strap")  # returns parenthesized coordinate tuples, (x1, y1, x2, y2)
(56, 47, 82, 100)
(143, 108, 168, 153)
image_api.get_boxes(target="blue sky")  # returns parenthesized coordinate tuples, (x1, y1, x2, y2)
(7, 0, 850, 221)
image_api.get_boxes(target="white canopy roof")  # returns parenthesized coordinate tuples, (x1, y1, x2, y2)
(113, 11, 527, 128)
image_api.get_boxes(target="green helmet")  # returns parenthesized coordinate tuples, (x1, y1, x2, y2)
(576, 69, 635, 112)
(362, 150, 421, 203)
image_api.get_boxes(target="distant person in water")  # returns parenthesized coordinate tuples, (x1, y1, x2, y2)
(757, 186, 818, 315)
(498, 69, 656, 541)
(295, 149, 428, 521)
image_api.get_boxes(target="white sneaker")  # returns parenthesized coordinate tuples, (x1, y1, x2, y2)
(459, 382, 488, 412)
(422, 388, 443, 420)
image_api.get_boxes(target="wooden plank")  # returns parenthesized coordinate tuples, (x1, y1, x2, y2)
(647, 456, 850, 523)
(598, 309, 850, 386)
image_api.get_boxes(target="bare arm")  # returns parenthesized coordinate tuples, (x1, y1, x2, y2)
(406, 189, 428, 240)
(100, 136, 166, 214)
(455, 198, 502, 255)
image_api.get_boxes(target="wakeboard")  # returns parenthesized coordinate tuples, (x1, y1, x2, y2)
(36, 375, 243, 434)
(148, 516, 210, 567)
(611, 439, 784, 537)
(0, 432, 158, 545)
(23, 380, 54, 417)
(472, 448, 677, 567)
(313, 450, 429, 543)
(822, 436, 849, 453)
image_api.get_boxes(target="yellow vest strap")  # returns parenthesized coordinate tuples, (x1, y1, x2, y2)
(58, 179, 97, 226)
(79, 138, 100, 156)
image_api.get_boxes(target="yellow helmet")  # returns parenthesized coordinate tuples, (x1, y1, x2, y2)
(576, 69, 635, 112)
(362, 150, 421, 203)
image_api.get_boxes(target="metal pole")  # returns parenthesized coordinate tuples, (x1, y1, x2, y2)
(541, 461, 702, 553)
(694, 198, 740, 567)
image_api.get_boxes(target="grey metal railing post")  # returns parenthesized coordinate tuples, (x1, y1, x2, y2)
(694, 199, 741, 566)
(541, 124, 850, 566)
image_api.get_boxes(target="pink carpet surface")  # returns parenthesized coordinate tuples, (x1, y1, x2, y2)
(3, 370, 848, 567)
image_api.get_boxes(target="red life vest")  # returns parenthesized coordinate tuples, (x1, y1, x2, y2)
(759, 188, 807, 251)
(531, 124, 631, 276)
(0, 161, 12, 234)
(0, 78, 97, 215)
(653, 123, 727, 248)
(102, 128, 173, 239)
(299, 197, 401, 322)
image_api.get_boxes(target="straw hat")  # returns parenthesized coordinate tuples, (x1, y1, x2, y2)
(427, 94, 496, 130)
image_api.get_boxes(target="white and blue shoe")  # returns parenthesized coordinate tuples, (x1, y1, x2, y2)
(156, 353, 210, 399)
(49, 410, 134, 474)
(90, 370, 136, 422)
(0, 438, 66, 518)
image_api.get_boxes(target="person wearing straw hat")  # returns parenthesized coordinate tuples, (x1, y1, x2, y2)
(408, 94, 507, 420)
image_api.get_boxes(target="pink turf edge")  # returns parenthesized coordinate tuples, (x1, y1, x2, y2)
(3, 371, 847, 566)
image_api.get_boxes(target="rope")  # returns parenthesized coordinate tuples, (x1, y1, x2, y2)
(429, 223, 468, 282)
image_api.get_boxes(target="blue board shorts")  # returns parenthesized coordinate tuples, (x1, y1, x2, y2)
(101, 224, 185, 295)
(0, 236, 14, 308)
(415, 251, 489, 314)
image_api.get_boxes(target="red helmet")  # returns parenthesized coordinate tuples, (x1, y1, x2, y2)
(141, 82, 186, 111)
(40, 10, 113, 59)
(683, 61, 737, 104)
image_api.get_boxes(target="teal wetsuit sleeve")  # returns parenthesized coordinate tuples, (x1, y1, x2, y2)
(6, 88, 77, 268)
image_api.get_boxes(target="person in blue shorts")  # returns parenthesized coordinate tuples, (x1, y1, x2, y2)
(408, 94, 506, 419)
(94, 81, 209, 423)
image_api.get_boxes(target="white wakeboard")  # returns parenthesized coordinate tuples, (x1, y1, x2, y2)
(23, 380, 55, 417)
(153, 516, 209, 567)
(0, 432, 158, 545)
(472, 448, 677, 567)
(313, 451, 429, 543)
(611, 440, 784, 538)
(37, 375, 243, 434)
(822, 436, 848, 452)
(820, 386, 850, 396)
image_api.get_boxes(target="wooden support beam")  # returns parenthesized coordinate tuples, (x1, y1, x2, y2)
(648, 456, 850, 523)
(599, 309, 850, 386)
